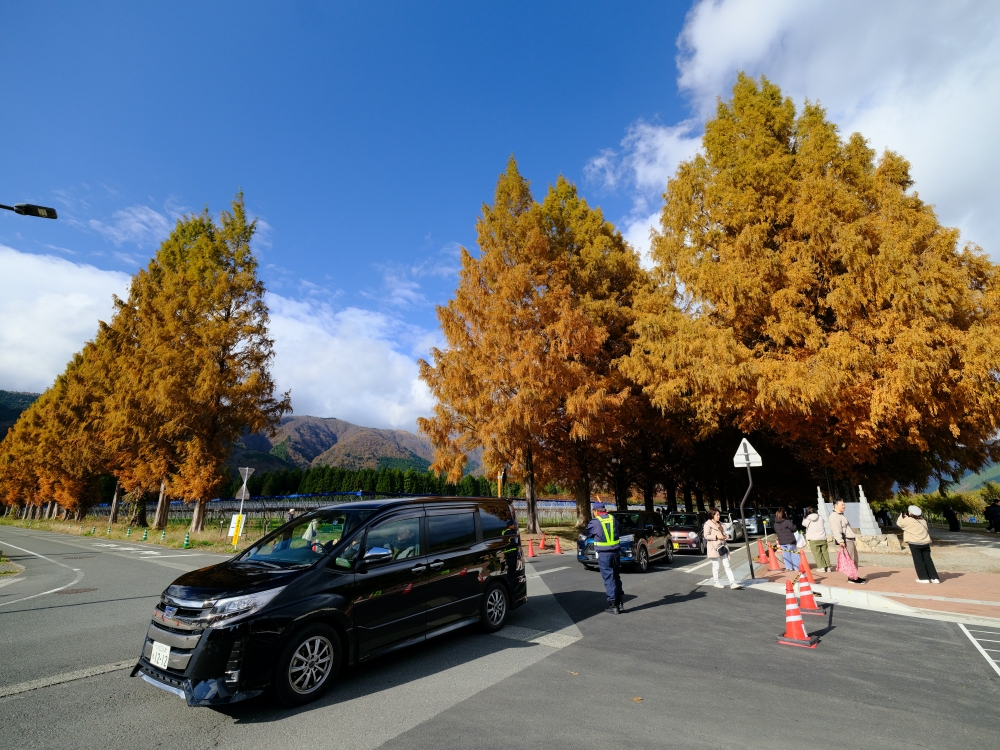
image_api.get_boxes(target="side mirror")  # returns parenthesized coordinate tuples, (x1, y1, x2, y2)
(644, 524, 654, 531)
(363, 547, 392, 564)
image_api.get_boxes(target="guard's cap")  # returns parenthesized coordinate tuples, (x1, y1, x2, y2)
(908, 505, 923, 516)
(592, 502, 606, 511)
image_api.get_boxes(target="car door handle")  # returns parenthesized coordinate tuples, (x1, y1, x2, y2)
(429, 561, 444, 570)
(410, 564, 427, 574)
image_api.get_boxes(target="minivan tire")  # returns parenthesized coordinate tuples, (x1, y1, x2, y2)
(272, 623, 341, 707)
(635, 546, 649, 573)
(480, 582, 509, 633)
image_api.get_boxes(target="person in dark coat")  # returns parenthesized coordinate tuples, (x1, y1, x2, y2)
(985, 499, 1000, 533)
(587, 502, 624, 614)
(773, 507, 800, 571)
(942, 506, 961, 532)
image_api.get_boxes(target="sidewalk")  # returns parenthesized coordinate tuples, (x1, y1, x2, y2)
(747, 565, 1000, 624)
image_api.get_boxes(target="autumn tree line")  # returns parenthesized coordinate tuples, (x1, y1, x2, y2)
(2, 75, 1000, 535)
(0, 195, 290, 531)
(418, 74, 1000, 533)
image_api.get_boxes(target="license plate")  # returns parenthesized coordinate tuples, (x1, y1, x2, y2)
(672, 542, 680, 549)
(150, 641, 171, 669)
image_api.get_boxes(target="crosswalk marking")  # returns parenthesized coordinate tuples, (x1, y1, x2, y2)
(959, 623, 1000, 676)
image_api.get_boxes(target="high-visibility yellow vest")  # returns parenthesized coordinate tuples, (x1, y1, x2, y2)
(594, 514, 619, 548)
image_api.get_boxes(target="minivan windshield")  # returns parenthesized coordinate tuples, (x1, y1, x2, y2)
(237, 508, 374, 567)
(668, 513, 701, 528)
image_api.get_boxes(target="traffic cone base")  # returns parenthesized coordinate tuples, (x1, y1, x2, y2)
(797, 579, 825, 616)
(777, 633, 820, 648)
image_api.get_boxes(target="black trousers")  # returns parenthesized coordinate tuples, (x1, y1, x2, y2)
(909, 543, 938, 581)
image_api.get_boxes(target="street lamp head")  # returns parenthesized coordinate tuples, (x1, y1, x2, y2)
(14, 203, 58, 219)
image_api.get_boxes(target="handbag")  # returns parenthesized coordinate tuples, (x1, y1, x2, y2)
(794, 530, 806, 549)
(717, 543, 730, 557)
(836, 546, 859, 579)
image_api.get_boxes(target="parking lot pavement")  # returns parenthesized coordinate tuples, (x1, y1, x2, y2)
(2, 534, 998, 750)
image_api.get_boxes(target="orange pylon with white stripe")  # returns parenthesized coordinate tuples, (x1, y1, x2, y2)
(777, 580, 819, 648)
(798, 551, 816, 584)
(797, 577, 824, 616)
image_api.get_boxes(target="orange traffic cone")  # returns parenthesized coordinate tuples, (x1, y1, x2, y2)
(539, 533, 546, 550)
(767, 545, 783, 571)
(798, 550, 816, 584)
(757, 539, 769, 565)
(797, 577, 824, 616)
(554, 536, 562, 554)
(527, 539, 536, 558)
(777, 580, 819, 648)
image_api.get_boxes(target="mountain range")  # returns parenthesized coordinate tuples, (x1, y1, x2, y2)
(0, 390, 471, 476)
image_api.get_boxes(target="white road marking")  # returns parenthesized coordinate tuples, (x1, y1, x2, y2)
(0, 540, 86, 608)
(0, 660, 133, 698)
(526, 566, 569, 578)
(958, 623, 1000, 676)
(0, 575, 23, 590)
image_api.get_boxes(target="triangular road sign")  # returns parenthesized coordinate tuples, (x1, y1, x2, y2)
(733, 438, 762, 467)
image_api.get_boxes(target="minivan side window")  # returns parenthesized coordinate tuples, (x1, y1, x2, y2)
(364, 516, 422, 564)
(479, 502, 515, 541)
(427, 513, 476, 553)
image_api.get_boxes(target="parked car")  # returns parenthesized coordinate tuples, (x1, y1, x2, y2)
(577, 510, 674, 572)
(132, 496, 526, 707)
(662, 512, 707, 555)
(719, 512, 746, 541)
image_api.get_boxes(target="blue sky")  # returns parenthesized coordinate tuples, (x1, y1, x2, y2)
(3, 1, 999, 429)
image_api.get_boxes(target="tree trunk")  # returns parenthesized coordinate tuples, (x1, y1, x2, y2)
(574, 473, 592, 530)
(613, 464, 629, 512)
(132, 493, 148, 527)
(109, 481, 120, 524)
(153, 479, 170, 530)
(74, 506, 84, 521)
(695, 486, 705, 512)
(189, 498, 207, 533)
(682, 484, 692, 512)
(666, 479, 677, 513)
(643, 480, 655, 513)
(523, 447, 539, 535)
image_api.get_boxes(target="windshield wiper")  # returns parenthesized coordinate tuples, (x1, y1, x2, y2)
(236, 559, 282, 569)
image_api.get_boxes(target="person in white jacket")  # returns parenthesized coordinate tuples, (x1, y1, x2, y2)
(801, 506, 831, 572)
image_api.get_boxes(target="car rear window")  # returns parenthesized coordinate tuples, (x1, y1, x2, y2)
(428, 513, 476, 553)
(478, 502, 516, 541)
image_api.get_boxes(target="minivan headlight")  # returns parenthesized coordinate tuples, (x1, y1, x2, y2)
(687, 532, 698, 540)
(209, 586, 285, 624)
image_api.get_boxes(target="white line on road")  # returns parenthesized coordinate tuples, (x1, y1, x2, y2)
(526, 566, 569, 578)
(959, 623, 1000, 677)
(0, 540, 85, 608)
(0, 660, 133, 698)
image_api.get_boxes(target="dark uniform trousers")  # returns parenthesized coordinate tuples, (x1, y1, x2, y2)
(598, 550, 623, 605)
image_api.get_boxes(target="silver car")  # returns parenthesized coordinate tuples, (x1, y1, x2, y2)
(720, 513, 746, 541)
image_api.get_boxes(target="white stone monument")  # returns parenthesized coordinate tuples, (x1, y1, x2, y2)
(816, 486, 833, 537)
(857, 485, 881, 535)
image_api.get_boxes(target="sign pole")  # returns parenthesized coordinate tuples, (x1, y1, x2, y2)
(231, 467, 254, 547)
(733, 439, 761, 580)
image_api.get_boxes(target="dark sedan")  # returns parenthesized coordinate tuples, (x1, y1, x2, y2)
(577, 510, 674, 572)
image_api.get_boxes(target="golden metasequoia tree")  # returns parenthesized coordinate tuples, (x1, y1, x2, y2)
(622, 74, 1000, 496)
(418, 159, 608, 532)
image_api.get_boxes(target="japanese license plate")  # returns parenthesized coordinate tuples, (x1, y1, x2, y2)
(672, 542, 680, 549)
(150, 641, 171, 669)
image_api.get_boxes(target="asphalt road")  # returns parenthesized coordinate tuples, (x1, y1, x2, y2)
(1, 526, 997, 750)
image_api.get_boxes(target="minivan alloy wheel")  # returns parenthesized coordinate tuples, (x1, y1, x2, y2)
(486, 587, 506, 625)
(289, 635, 334, 694)
(637, 546, 649, 573)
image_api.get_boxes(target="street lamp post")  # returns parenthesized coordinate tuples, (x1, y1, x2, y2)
(0, 203, 58, 219)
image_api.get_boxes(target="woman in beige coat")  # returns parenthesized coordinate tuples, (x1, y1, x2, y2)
(704, 509, 743, 590)
(897, 505, 940, 583)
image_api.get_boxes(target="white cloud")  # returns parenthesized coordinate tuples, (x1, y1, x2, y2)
(0, 245, 435, 431)
(88, 205, 171, 247)
(596, 0, 1000, 259)
(266, 293, 436, 430)
(0, 246, 130, 392)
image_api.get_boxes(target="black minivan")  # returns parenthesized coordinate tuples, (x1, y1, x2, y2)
(132, 496, 526, 707)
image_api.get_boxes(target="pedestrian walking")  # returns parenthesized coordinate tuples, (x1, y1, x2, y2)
(704, 509, 742, 589)
(898, 506, 940, 583)
(985, 498, 1000, 533)
(773, 508, 800, 571)
(830, 500, 867, 584)
(801, 506, 831, 572)
(587, 502, 624, 614)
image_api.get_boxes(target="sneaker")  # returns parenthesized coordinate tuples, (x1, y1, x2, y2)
(930, 578, 940, 584)
(713, 581, 724, 589)
(605, 605, 619, 615)
(730, 582, 743, 590)
(916, 579, 929, 584)
(847, 577, 867, 585)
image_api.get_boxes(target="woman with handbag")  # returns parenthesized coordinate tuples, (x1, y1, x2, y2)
(704, 509, 743, 589)
(773, 508, 800, 571)
(801, 506, 831, 572)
